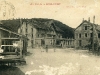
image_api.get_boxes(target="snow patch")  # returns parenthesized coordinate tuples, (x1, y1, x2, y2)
(31, 61, 34, 65)
(25, 63, 80, 75)
(80, 55, 89, 58)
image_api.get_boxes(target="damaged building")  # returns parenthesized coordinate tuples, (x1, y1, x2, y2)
(75, 16, 100, 49)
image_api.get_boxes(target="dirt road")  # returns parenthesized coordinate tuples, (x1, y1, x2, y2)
(18, 48, 100, 75)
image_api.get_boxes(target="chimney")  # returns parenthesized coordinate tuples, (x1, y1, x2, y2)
(93, 16, 95, 24)
(88, 17, 90, 22)
(83, 18, 84, 22)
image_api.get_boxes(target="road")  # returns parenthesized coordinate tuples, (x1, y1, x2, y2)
(18, 48, 100, 75)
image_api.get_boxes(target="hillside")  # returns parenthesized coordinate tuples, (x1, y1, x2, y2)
(0, 19, 20, 32)
(0, 18, 74, 38)
(53, 20, 74, 38)
(31, 18, 74, 38)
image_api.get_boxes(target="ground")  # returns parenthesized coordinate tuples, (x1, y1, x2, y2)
(18, 48, 100, 75)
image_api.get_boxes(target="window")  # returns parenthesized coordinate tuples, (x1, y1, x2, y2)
(98, 33, 100, 38)
(79, 34, 81, 38)
(38, 34, 39, 38)
(85, 26, 87, 30)
(31, 40, 33, 48)
(85, 33, 87, 37)
(32, 34, 33, 38)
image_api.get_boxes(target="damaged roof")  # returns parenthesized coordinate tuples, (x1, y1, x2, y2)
(0, 19, 21, 32)
(75, 20, 100, 32)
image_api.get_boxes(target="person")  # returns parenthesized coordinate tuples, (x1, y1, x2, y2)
(15, 47, 20, 56)
(45, 45, 48, 53)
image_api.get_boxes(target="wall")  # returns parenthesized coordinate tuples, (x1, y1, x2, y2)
(75, 21, 94, 49)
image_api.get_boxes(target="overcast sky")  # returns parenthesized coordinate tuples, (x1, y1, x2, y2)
(1, 0, 100, 28)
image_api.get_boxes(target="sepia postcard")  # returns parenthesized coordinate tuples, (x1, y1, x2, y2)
(0, 0, 100, 75)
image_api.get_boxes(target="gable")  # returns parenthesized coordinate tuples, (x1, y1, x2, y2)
(75, 20, 92, 32)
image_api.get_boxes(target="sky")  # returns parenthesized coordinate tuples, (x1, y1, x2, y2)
(0, 0, 100, 28)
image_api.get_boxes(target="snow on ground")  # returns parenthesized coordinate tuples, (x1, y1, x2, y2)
(18, 48, 100, 75)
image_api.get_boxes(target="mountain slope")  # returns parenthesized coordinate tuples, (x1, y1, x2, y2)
(31, 18, 74, 38)
(0, 18, 74, 38)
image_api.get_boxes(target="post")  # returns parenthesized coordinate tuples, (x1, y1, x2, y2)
(92, 16, 95, 53)
(46, 45, 48, 53)
(54, 39, 56, 52)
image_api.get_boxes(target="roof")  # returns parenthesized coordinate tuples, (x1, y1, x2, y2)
(21, 18, 64, 33)
(0, 18, 72, 38)
(0, 19, 21, 32)
(75, 20, 100, 32)
(0, 27, 28, 39)
(75, 20, 92, 31)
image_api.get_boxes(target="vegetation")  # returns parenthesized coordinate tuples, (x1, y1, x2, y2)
(85, 37, 100, 55)
(31, 18, 74, 38)
(0, 18, 74, 38)
(1, 19, 20, 32)
(53, 20, 74, 38)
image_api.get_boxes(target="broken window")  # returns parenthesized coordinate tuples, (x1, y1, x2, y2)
(32, 34, 33, 38)
(79, 34, 81, 38)
(98, 33, 100, 38)
(85, 33, 87, 37)
(85, 26, 87, 30)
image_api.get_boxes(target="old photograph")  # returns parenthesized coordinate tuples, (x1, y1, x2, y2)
(0, 0, 100, 75)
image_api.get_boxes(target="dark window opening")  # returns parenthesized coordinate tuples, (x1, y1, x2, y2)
(32, 34, 33, 38)
(79, 34, 81, 38)
(85, 26, 87, 30)
(98, 33, 100, 38)
(56, 40, 60, 45)
(85, 33, 87, 37)
(38, 34, 39, 38)
(31, 40, 33, 48)
(41, 39, 45, 46)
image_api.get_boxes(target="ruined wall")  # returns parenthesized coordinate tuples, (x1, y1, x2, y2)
(75, 21, 93, 48)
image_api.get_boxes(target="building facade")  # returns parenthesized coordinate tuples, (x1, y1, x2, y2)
(0, 22, 28, 54)
(18, 19, 63, 48)
(75, 17, 100, 49)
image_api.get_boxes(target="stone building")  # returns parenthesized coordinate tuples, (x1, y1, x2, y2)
(75, 17, 100, 49)
(0, 20, 28, 54)
(18, 19, 63, 48)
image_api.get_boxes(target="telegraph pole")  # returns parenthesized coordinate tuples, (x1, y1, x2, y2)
(92, 16, 95, 53)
